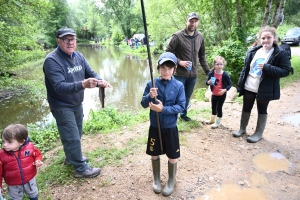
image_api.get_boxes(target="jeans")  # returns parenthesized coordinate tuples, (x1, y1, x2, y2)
(51, 105, 88, 172)
(173, 75, 197, 117)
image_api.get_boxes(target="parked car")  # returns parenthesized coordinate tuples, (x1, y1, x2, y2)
(281, 28, 300, 46)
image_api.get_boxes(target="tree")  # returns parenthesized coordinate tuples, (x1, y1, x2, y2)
(262, 0, 286, 28)
(97, 0, 144, 39)
(0, 0, 48, 73)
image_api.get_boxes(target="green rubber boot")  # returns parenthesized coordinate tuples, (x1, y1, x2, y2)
(162, 162, 177, 196)
(247, 114, 268, 143)
(151, 158, 161, 193)
(233, 111, 251, 137)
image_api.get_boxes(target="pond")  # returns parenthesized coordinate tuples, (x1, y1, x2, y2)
(0, 45, 207, 128)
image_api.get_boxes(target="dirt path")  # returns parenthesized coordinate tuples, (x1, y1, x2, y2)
(44, 80, 300, 200)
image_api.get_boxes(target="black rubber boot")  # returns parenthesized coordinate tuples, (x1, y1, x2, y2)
(247, 114, 268, 143)
(233, 111, 251, 137)
(151, 158, 161, 193)
(162, 162, 177, 196)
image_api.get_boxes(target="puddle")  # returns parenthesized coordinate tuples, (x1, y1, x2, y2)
(252, 152, 291, 172)
(250, 172, 268, 186)
(282, 113, 300, 126)
(202, 184, 268, 200)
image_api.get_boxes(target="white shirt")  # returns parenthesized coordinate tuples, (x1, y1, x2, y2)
(244, 48, 274, 93)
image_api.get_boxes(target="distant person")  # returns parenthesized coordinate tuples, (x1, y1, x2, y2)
(233, 26, 291, 143)
(141, 52, 185, 196)
(134, 37, 139, 49)
(205, 56, 232, 128)
(0, 124, 43, 200)
(43, 27, 110, 178)
(166, 12, 210, 121)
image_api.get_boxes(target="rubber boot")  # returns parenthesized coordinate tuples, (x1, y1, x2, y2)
(211, 117, 221, 128)
(205, 115, 216, 125)
(162, 162, 177, 196)
(151, 158, 161, 193)
(247, 114, 268, 143)
(233, 111, 251, 137)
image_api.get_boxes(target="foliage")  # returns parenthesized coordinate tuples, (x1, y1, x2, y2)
(0, 0, 49, 73)
(111, 28, 124, 45)
(27, 123, 60, 153)
(194, 88, 207, 102)
(208, 40, 247, 86)
(83, 107, 148, 133)
(280, 55, 300, 88)
(40, 0, 71, 48)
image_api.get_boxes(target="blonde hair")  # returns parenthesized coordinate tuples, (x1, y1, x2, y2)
(212, 56, 227, 70)
(258, 26, 278, 44)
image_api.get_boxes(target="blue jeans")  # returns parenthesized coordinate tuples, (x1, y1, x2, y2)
(173, 75, 197, 117)
(51, 105, 88, 172)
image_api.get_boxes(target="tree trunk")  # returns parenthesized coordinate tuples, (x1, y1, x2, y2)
(261, 0, 273, 27)
(271, 0, 285, 28)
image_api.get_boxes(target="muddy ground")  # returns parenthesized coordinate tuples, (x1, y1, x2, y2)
(1, 47, 299, 200)
(43, 78, 300, 200)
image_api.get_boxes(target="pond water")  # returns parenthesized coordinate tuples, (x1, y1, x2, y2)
(0, 45, 207, 128)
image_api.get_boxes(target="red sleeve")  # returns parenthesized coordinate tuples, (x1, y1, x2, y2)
(33, 146, 43, 161)
(0, 160, 3, 189)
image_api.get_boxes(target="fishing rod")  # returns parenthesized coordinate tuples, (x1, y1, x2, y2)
(140, 0, 163, 154)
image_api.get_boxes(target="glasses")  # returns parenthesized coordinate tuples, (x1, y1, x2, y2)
(214, 63, 223, 66)
(59, 38, 77, 44)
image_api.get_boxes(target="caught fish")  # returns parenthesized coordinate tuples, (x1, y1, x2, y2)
(99, 86, 105, 108)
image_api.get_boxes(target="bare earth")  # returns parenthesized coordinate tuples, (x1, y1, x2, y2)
(0, 47, 298, 199)
(44, 78, 300, 200)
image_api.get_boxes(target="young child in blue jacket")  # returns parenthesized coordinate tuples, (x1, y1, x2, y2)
(141, 52, 185, 196)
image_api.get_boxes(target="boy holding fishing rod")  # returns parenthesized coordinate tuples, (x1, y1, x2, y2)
(141, 52, 186, 196)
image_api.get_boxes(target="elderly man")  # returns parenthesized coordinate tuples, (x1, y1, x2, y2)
(166, 12, 210, 121)
(43, 27, 110, 178)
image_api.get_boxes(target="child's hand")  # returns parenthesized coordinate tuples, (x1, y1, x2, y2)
(33, 160, 43, 167)
(217, 89, 226, 95)
(208, 79, 212, 84)
(149, 100, 163, 112)
(149, 87, 158, 98)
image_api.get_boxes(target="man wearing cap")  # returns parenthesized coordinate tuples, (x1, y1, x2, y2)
(166, 12, 210, 121)
(43, 27, 110, 178)
(141, 52, 185, 196)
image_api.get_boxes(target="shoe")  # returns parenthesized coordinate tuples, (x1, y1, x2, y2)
(64, 156, 88, 165)
(180, 116, 192, 121)
(74, 166, 101, 178)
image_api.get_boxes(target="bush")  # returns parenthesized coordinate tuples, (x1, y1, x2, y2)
(208, 40, 247, 86)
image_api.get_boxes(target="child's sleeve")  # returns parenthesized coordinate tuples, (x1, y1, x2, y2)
(33, 146, 43, 161)
(141, 82, 152, 108)
(0, 161, 3, 189)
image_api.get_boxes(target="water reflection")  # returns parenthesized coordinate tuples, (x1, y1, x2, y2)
(0, 45, 207, 128)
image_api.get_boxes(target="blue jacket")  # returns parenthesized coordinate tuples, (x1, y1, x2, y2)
(141, 77, 186, 128)
(43, 47, 101, 111)
(205, 70, 232, 92)
(237, 43, 291, 100)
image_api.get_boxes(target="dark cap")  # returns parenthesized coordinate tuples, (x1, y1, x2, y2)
(187, 12, 200, 21)
(56, 27, 76, 38)
(158, 52, 177, 65)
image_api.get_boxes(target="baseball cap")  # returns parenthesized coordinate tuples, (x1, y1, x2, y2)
(56, 27, 76, 38)
(187, 12, 200, 21)
(158, 52, 177, 65)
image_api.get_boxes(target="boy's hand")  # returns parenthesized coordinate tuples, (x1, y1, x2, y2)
(33, 160, 44, 167)
(149, 100, 163, 112)
(149, 87, 158, 98)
